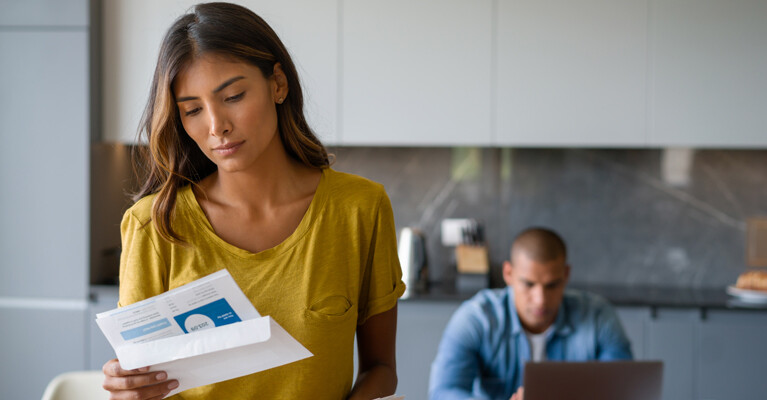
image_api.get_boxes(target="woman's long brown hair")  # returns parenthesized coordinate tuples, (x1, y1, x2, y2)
(132, 2, 330, 244)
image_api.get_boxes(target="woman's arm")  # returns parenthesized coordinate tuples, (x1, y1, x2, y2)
(348, 305, 398, 400)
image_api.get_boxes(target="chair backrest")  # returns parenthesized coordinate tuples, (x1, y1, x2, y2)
(41, 371, 109, 400)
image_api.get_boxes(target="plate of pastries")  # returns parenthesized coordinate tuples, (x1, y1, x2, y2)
(727, 269, 767, 303)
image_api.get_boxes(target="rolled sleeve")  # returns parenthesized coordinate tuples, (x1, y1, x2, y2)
(357, 191, 406, 325)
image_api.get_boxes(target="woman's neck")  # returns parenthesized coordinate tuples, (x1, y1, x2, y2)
(198, 142, 320, 212)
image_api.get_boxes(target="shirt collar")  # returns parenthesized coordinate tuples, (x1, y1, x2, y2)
(506, 286, 574, 337)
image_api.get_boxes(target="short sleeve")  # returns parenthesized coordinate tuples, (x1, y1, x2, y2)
(357, 191, 406, 325)
(117, 208, 168, 307)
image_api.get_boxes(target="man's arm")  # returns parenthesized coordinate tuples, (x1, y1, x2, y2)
(429, 303, 484, 400)
(348, 306, 398, 400)
(595, 303, 634, 360)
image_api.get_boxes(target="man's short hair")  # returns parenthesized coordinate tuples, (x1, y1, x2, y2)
(511, 227, 567, 263)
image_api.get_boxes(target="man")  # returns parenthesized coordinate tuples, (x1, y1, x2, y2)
(429, 227, 632, 400)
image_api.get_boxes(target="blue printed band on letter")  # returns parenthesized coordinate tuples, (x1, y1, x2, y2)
(120, 318, 172, 340)
(173, 298, 242, 334)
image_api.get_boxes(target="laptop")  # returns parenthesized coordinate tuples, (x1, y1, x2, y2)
(522, 361, 663, 400)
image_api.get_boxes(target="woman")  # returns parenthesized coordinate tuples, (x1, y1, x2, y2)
(101, 3, 405, 399)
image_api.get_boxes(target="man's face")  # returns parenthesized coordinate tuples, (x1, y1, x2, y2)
(503, 252, 570, 334)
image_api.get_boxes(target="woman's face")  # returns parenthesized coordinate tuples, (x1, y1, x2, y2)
(173, 54, 288, 173)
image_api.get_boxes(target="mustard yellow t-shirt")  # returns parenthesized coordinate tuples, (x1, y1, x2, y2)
(118, 168, 406, 400)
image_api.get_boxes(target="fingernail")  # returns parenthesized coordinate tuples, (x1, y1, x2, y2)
(156, 372, 167, 381)
(138, 367, 150, 372)
(168, 381, 179, 390)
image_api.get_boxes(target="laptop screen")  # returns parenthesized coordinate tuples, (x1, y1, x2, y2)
(522, 361, 663, 400)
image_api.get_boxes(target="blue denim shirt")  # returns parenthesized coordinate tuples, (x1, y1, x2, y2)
(429, 287, 633, 400)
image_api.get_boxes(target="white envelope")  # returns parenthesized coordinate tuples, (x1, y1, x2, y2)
(115, 316, 313, 396)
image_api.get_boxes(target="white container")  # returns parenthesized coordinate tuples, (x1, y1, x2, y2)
(398, 227, 428, 299)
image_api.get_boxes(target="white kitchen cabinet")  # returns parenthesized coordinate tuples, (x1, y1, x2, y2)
(696, 310, 767, 400)
(647, 309, 697, 400)
(102, 0, 338, 144)
(0, 30, 89, 299)
(649, 0, 767, 147)
(340, 0, 493, 146)
(100, 1, 767, 148)
(0, 0, 88, 26)
(88, 286, 119, 370)
(397, 301, 461, 399)
(0, 307, 88, 400)
(618, 307, 767, 400)
(495, 0, 648, 147)
(0, 6, 91, 399)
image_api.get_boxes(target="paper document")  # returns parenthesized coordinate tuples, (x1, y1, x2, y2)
(96, 269, 312, 396)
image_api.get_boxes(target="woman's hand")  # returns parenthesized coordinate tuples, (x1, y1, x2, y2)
(510, 386, 524, 400)
(102, 358, 179, 399)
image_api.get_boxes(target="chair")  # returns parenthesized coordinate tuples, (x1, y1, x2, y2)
(41, 371, 109, 400)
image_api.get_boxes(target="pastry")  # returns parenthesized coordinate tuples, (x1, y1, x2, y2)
(735, 270, 767, 291)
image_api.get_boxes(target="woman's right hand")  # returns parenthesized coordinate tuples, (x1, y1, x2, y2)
(102, 358, 179, 399)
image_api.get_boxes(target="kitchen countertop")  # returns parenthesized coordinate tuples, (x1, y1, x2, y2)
(401, 283, 767, 312)
(93, 283, 767, 311)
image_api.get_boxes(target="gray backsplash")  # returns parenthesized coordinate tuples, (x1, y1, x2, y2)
(329, 147, 767, 290)
(91, 144, 767, 289)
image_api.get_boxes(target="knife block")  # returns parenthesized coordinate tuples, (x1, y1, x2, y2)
(455, 244, 489, 274)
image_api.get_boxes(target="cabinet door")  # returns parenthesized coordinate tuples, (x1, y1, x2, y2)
(696, 310, 767, 400)
(88, 286, 120, 369)
(0, 0, 88, 26)
(257, 0, 339, 144)
(396, 301, 461, 399)
(102, 0, 338, 144)
(649, 0, 767, 147)
(0, 306, 87, 400)
(495, 0, 648, 147)
(0, 31, 89, 299)
(647, 309, 697, 400)
(341, 0, 493, 146)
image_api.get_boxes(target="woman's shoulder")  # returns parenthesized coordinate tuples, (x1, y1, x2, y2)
(324, 168, 387, 203)
(123, 186, 195, 224)
(123, 192, 158, 224)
